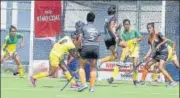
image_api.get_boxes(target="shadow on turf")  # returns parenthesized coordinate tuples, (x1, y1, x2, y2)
(94, 80, 135, 87)
(41, 86, 56, 88)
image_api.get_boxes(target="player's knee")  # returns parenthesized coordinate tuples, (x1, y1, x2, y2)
(49, 66, 58, 76)
(59, 65, 67, 72)
(13, 54, 19, 60)
(158, 66, 163, 71)
(119, 41, 128, 48)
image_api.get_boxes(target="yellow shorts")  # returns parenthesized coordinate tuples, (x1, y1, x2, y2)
(49, 51, 63, 67)
(167, 46, 176, 61)
(127, 39, 139, 58)
(1, 50, 17, 57)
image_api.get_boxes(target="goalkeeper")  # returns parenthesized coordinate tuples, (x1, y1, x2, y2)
(1, 25, 24, 77)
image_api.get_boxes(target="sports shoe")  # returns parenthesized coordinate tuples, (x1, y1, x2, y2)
(70, 83, 79, 88)
(133, 81, 140, 86)
(13, 72, 19, 76)
(89, 87, 95, 92)
(107, 77, 114, 84)
(77, 84, 88, 92)
(166, 81, 177, 87)
(138, 81, 146, 85)
(30, 76, 36, 87)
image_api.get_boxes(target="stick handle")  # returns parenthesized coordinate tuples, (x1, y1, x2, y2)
(60, 76, 74, 91)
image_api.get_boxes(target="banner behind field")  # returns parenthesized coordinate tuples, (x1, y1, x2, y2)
(33, 61, 165, 82)
(98, 62, 165, 82)
(34, 1, 62, 38)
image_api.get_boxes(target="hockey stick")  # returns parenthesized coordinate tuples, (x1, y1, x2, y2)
(60, 59, 79, 91)
(60, 70, 79, 91)
(124, 50, 156, 75)
(60, 75, 74, 91)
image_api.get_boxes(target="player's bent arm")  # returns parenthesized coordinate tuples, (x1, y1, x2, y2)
(69, 48, 79, 59)
(2, 37, 8, 51)
(156, 34, 167, 49)
(109, 20, 118, 39)
(67, 55, 74, 64)
(135, 30, 144, 42)
(2, 38, 10, 55)
(144, 45, 152, 61)
(60, 60, 68, 71)
(18, 33, 24, 47)
(77, 34, 83, 48)
(118, 40, 128, 48)
(116, 23, 122, 31)
(21, 36, 24, 46)
(136, 37, 144, 42)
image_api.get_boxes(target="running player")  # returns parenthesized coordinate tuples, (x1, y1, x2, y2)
(107, 19, 143, 86)
(97, 5, 127, 76)
(140, 22, 176, 87)
(77, 12, 101, 92)
(1, 25, 24, 77)
(30, 35, 79, 88)
(152, 39, 179, 82)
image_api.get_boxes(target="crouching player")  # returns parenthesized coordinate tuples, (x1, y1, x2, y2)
(78, 12, 101, 92)
(30, 35, 79, 88)
(1, 25, 24, 77)
(152, 39, 179, 82)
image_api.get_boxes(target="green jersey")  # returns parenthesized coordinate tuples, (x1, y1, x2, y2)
(121, 29, 142, 41)
(2, 33, 23, 51)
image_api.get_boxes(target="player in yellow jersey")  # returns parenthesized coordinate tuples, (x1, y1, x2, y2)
(30, 35, 80, 88)
(1, 25, 24, 77)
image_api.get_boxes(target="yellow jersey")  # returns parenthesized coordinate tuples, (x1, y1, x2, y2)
(50, 36, 75, 57)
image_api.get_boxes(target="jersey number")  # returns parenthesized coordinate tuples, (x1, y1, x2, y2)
(59, 39, 68, 44)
